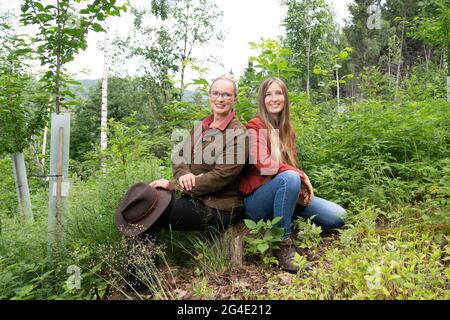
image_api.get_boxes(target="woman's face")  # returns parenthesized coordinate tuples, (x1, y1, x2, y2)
(264, 82, 285, 116)
(209, 79, 236, 118)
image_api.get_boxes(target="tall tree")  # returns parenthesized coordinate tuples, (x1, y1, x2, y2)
(172, 0, 224, 88)
(20, 0, 127, 250)
(100, 20, 110, 154)
(119, 0, 223, 91)
(343, 0, 387, 70)
(20, 0, 127, 114)
(282, 0, 337, 96)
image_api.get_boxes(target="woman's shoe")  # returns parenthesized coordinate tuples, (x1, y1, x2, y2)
(274, 237, 298, 273)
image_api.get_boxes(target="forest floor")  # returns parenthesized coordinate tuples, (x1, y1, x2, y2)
(107, 234, 341, 300)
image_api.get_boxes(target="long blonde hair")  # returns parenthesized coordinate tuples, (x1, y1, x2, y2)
(257, 77, 296, 167)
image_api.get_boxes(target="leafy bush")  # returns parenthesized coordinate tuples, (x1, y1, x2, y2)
(0, 157, 17, 218)
(296, 98, 449, 211)
(244, 217, 284, 257)
(401, 63, 447, 101)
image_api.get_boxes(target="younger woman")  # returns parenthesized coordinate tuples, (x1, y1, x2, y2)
(240, 77, 345, 273)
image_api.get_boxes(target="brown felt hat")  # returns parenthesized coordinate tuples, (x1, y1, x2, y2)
(115, 182, 172, 236)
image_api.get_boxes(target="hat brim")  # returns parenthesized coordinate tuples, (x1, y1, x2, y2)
(115, 187, 172, 237)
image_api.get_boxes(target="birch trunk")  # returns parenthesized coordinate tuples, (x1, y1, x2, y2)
(100, 22, 110, 154)
(306, 26, 312, 98)
(395, 22, 405, 100)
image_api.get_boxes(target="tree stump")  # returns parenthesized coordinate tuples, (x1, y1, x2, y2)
(223, 222, 248, 267)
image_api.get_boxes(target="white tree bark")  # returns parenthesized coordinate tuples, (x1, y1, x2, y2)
(395, 22, 405, 99)
(100, 21, 110, 153)
(306, 26, 312, 98)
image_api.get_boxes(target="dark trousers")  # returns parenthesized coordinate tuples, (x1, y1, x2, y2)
(154, 194, 243, 232)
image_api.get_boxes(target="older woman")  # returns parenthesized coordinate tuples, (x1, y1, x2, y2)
(148, 75, 247, 231)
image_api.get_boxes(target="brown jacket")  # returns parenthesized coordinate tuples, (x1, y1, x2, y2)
(171, 113, 248, 211)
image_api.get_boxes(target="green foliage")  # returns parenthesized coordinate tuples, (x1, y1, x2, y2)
(0, 14, 50, 154)
(192, 275, 214, 299)
(405, 0, 450, 71)
(312, 47, 353, 105)
(236, 38, 300, 123)
(281, 0, 338, 92)
(400, 63, 448, 100)
(70, 76, 168, 162)
(20, 0, 128, 113)
(358, 66, 395, 100)
(121, 0, 223, 87)
(248, 38, 300, 80)
(0, 119, 165, 299)
(293, 217, 323, 249)
(0, 157, 17, 217)
(244, 217, 284, 257)
(298, 98, 449, 212)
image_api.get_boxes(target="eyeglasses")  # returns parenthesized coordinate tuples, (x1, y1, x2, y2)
(209, 91, 234, 100)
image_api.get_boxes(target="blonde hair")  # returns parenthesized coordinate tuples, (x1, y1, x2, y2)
(257, 77, 296, 167)
(209, 75, 238, 97)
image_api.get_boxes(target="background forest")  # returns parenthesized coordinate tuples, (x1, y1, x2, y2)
(0, 0, 448, 300)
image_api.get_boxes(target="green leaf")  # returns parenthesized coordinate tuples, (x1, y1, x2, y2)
(312, 67, 323, 75)
(244, 219, 257, 230)
(15, 49, 33, 56)
(65, 80, 81, 85)
(339, 51, 348, 59)
(192, 79, 209, 87)
(90, 23, 105, 32)
(257, 243, 269, 253)
(272, 216, 282, 225)
(33, 2, 46, 12)
(21, 4, 30, 12)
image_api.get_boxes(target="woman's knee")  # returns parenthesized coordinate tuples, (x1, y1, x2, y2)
(277, 170, 301, 192)
(329, 206, 346, 228)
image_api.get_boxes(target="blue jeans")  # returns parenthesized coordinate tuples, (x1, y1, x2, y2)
(244, 170, 346, 238)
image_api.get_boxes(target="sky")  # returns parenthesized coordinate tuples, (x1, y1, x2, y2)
(1, 0, 352, 82)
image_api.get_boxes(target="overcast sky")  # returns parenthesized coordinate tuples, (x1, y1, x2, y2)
(1, 0, 352, 82)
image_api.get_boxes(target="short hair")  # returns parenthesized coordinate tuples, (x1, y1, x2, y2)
(209, 75, 238, 97)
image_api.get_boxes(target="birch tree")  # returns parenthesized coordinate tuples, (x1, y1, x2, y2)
(100, 21, 110, 154)
(121, 0, 223, 91)
(282, 0, 336, 95)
